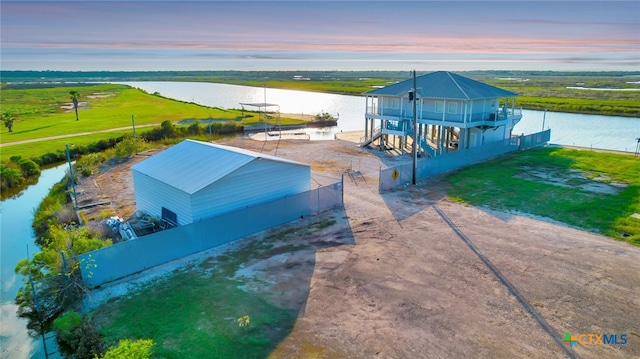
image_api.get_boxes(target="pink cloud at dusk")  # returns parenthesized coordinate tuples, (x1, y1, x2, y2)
(1, 1, 638, 71)
(4, 37, 636, 55)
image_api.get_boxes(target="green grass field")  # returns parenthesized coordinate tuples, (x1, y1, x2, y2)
(91, 219, 334, 358)
(445, 147, 640, 246)
(0, 84, 304, 161)
(96, 270, 296, 358)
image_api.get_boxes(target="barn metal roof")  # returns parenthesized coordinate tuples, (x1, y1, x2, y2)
(365, 71, 517, 100)
(132, 139, 309, 194)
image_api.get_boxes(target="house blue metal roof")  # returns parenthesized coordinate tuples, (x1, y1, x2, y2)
(131, 139, 309, 194)
(365, 71, 517, 100)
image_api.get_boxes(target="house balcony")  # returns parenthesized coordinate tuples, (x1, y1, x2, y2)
(366, 107, 522, 129)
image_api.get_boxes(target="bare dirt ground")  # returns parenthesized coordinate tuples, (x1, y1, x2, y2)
(77, 133, 640, 359)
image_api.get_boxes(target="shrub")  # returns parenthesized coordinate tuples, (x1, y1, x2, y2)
(7, 156, 40, 177)
(114, 136, 146, 159)
(53, 312, 104, 359)
(160, 120, 177, 138)
(52, 311, 81, 334)
(99, 339, 155, 359)
(39, 152, 66, 165)
(55, 204, 79, 224)
(76, 153, 107, 177)
(18, 159, 41, 177)
(187, 121, 201, 135)
(0, 163, 24, 189)
(142, 120, 179, 141)
(32, 179, 69, 239)
(87, 139, 117, 152)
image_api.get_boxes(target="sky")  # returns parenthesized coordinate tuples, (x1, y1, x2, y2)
(1, 1, 639, 72)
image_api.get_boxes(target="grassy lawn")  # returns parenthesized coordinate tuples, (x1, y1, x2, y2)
(0, 83, 304, 161)
(92, 218, 340, 358)
(445, 146, 640, 245)
(1, 84, 237, 141)
(1, 129, 140, 160)
(96, 270, 296, 358)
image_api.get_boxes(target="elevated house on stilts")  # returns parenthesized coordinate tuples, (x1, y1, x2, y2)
(362, 71, 522, 157)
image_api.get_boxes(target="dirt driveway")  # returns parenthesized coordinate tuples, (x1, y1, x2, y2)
(79, 134, 640, 358)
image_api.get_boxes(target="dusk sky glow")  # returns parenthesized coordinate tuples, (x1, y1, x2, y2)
(1, 1, 638, 72)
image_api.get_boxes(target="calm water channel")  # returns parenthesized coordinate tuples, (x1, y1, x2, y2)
(120, 81, 640, 152)
(1, 164, 67, 359)
(1, 82, 638, 359)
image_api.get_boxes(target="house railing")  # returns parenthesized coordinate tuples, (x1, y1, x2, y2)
(360, 126, 382, 145)
(368, 107, 523, 125)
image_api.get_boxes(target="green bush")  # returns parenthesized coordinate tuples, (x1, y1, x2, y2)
(76, 153, 107, 177)
(18, 159, 41, 177)
(99, 339, 155, 359)
(141, 120, 178, 141)
(0, 163, 24, 189)
(53, 312, 104, 359)
(38, 152, 65, 165)
(53, 311, 81, 334)
(187, 121, 202, 135)
(114, 136, 146, 159)
(32, 178, 69, 238)
(1, 157, 40, 191)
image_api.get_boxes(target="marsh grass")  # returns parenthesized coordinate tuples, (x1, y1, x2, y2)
(445, 147, 640, 245)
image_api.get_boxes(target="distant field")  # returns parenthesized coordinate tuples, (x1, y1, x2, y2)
(2, 70, 639, 117)
(482, 76, 640, 117)
(445, 146, 640, 246)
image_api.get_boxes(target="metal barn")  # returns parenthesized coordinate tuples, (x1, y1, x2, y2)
(131, 139, 311, 226)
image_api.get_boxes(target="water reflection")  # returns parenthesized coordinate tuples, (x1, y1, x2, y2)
(0, 302, 39, 359)
(305, 127, 339, 141)
(1, 164, 67, 359)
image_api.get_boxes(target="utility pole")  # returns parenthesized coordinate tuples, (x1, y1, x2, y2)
(131, 114, 136, 140)
(411, 70, 418, 185)
(264, 78, 268, 141)
(132, 114, 138, 154)
(66, 144, 78, 209)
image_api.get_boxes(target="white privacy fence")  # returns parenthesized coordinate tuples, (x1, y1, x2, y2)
(379, 130, 551, 191)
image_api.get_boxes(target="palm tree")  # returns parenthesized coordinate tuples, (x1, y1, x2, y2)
(1, 112, 15, 132)
(69, 90, 80, 121)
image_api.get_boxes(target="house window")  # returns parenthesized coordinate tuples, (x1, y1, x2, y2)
(383, 98, 399, 108)
(435, 101, 444, 113)
(448, 102, 458, 114)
